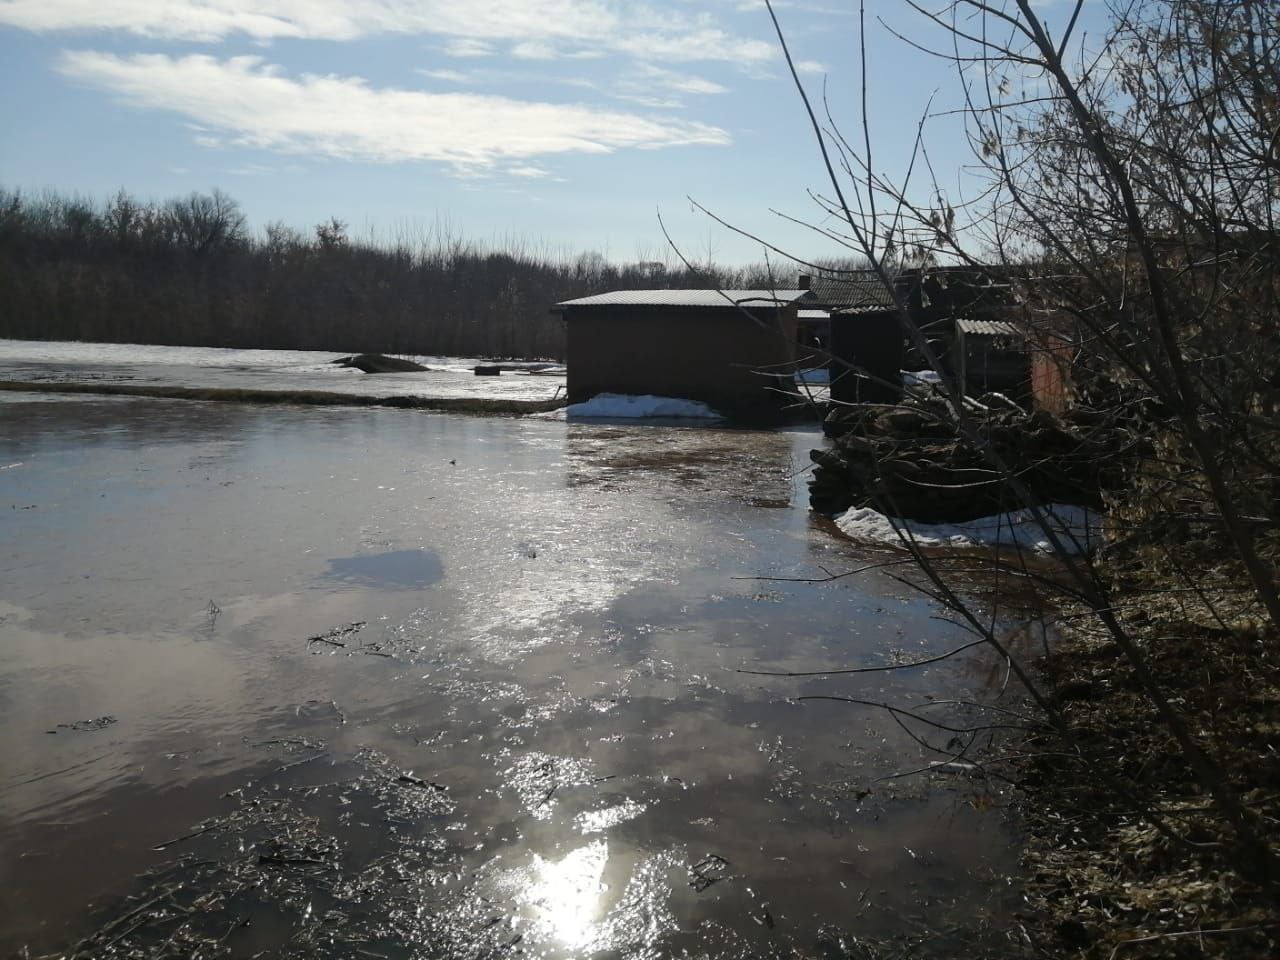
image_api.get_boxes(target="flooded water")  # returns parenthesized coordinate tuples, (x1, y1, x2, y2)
(0, 388, 1026, 958)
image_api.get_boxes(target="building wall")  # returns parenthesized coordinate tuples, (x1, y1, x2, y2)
(1030, 334, 1074, 414)
(564, 304, 798, 416)
(829, 310, 904, 405)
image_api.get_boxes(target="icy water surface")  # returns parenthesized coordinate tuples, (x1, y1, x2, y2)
(0, 393, 1024, 958)
(0, 338, 565, 403)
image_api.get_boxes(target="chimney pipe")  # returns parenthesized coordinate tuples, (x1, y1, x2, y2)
(798, 274, 811, 290)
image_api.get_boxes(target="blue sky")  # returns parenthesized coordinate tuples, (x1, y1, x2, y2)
(0, 1, 1096, 265)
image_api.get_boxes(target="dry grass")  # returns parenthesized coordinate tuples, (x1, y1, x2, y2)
(1019, 605, 1280, 958)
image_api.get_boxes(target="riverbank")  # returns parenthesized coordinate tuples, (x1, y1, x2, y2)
(1019, 605, 1279, 958)
(807, 397, 1279, 957)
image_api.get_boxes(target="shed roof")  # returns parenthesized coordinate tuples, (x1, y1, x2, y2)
(798, 309, 831, 320)
(956, 318, 1022, 337)
(807, 272, 897, 313)
(553, 289, 810, 311)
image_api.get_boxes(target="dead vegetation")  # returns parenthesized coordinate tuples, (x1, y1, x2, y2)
(1020, 608, 1280, 958)
(45, 748, 484, 960)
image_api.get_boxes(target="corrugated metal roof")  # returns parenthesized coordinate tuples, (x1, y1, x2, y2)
(957, 318, 1022, 337)
(554, 289, 811, 310)
(807, 272, 897, 312)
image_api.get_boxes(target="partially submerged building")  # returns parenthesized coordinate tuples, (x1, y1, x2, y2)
(790, 271, 906, 405)
(552, 289, 809, 418)
(553, 272, 1075, 420)
(819, 274, 904, 406)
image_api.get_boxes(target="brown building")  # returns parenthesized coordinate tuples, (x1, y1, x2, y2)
(551, 289, 810, 417)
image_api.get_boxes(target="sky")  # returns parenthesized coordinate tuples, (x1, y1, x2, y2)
(0, 1, 1099, 265)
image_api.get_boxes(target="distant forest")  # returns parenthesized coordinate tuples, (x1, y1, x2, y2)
(0, 187, 788, 360)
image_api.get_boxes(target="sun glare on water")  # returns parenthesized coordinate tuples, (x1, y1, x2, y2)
(521, 840, 611, 949)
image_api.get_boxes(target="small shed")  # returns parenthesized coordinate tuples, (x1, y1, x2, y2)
(552, 289, 809, 417)
(817, 274, 904, 406)
(955, 317, 1028, 397)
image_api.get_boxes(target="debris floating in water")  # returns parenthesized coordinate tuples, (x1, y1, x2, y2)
(52, 716, 118, 733)
(305, 621, 367, 648)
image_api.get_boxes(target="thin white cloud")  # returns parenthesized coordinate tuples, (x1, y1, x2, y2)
(631, 63, 729, 95)
(415, 65, 598, 92)
(512, 40, 559, 61)
(615, 94, 686, 109)
(509, 40, 604, 61)
(443, 38, 496, 59)
(506, 165, 555, 179)
(610, 63, 728, 109)
(57, 51, 731, 170)
(418, 68, 469, 83)
(728, 0, 853, 15)
(612, 25, 771, 64)
(225, 161, 303, 175)
(4, 0, 774, 64)
(795, 59, 825, 75)
(509, 40, 550, 60)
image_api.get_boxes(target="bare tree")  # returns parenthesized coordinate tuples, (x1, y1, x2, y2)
(739, 0, 1279, 922)
(165, 189, 248, 256)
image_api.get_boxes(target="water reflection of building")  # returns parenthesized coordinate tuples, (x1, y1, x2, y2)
(562, 423, 800, 509)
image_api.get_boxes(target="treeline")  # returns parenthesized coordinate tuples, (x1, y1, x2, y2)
(0, 187, 784, 360)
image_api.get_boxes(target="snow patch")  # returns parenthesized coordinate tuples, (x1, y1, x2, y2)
(834, 503, 1101, 555)
(795, 368, 830, 384)
(555, 393, 724, 420)
(902, 369, 943, 387)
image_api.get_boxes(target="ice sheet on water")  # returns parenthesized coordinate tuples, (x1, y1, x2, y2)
(0, 338, 349, 373)
(0, 338, 493, 375)
(0, 338, 566, 402)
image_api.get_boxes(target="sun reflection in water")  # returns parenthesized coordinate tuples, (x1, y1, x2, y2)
(521, 840, 610, 949)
